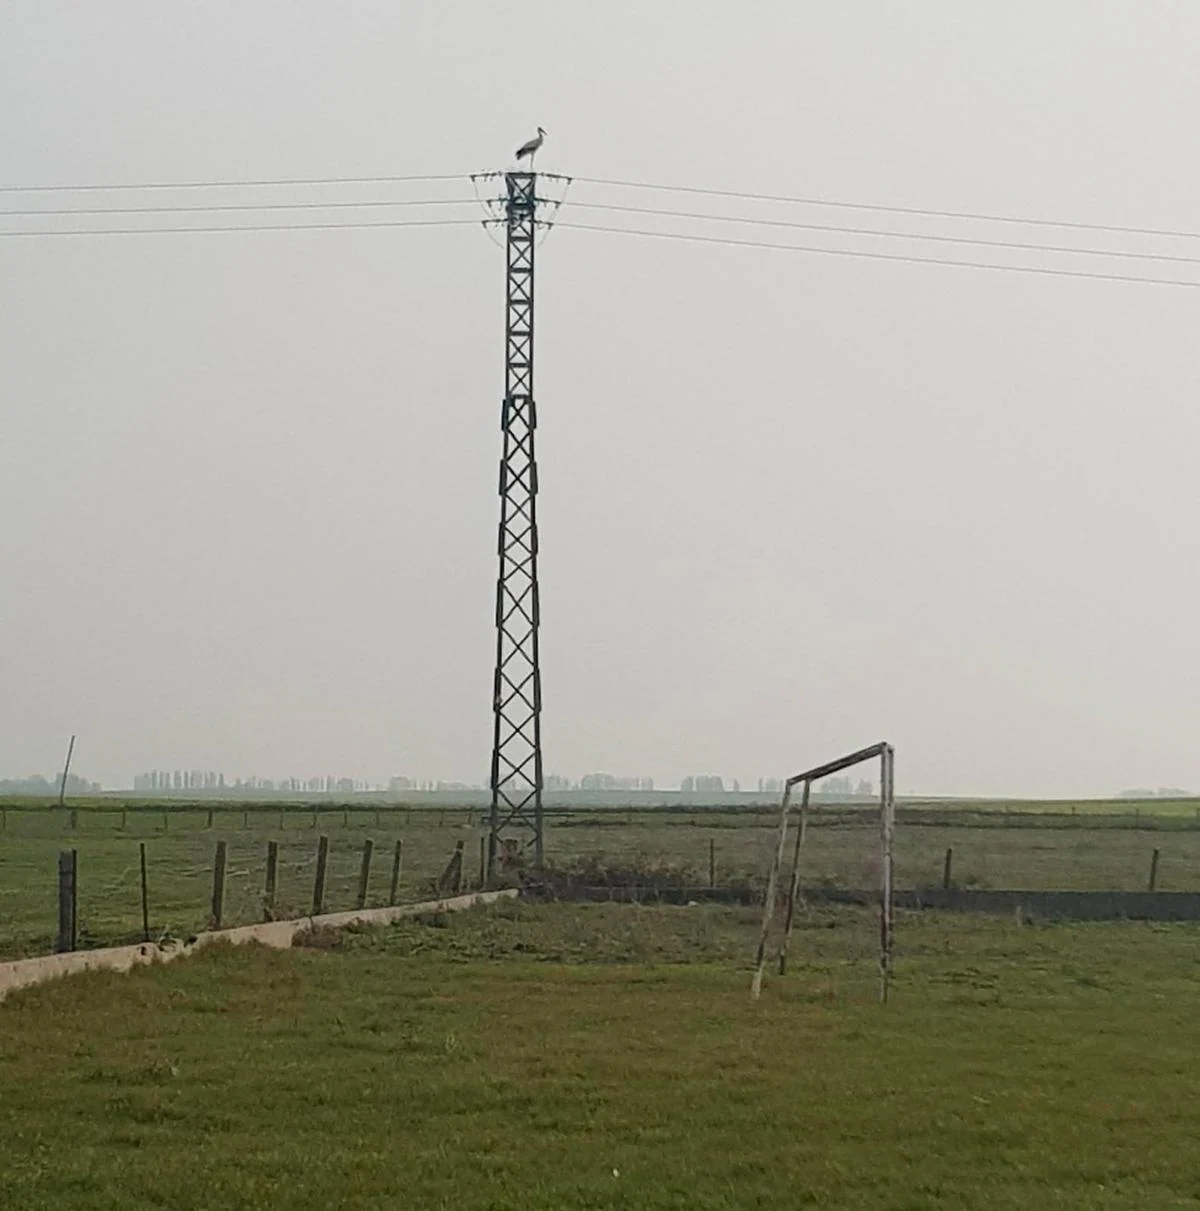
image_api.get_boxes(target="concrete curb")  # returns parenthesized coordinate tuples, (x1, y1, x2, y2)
(0, 887, 518, 1003)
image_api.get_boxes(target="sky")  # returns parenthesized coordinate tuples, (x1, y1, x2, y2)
(2, 2, 1199, 796)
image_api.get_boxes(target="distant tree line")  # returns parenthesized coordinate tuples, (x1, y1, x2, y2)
(0, 773, 101, 796)
(818, 776, 875, 798)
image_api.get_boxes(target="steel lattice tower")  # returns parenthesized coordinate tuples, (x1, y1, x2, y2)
(488, 171, 544, 876)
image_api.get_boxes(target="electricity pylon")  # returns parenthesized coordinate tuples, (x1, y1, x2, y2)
(488, 170, 544, 877)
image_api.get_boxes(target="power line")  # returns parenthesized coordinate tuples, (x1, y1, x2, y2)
(564, 201, 1200, 268)
(0, 172, 467, 195)
(3, 170, 1197, 287)
(0, 197, 478, 220)
(8, 164, 1195, 247)
(573, 175, 1200, 244)
(552, 220, 1200, 290)
(12, 194, 1194, 269)
(0, 216, 484, 239)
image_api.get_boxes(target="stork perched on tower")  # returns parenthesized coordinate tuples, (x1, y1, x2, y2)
(515, 127, 547, 166)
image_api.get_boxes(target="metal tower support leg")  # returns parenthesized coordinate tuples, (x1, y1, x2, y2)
(488, 171, 545, 880)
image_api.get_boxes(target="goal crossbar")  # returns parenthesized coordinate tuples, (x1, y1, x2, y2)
(751, 741, 896, 1003)
(783, 741, 892, 788)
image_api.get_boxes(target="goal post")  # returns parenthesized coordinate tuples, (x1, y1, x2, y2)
(750, 741, 896, 1003)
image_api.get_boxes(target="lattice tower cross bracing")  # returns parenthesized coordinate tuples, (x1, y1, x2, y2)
(488, 171, 544, 877)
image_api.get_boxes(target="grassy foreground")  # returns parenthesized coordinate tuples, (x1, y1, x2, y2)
(4, 902, 1200, 1209)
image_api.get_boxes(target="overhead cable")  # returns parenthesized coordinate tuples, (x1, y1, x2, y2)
(572, 175, 1200, 244)
(552, 221, 1200, 290)
(0, 172, 468, 194)
(0, 197, 478, 219)
(0, 216, 484, 239)
(563, 201, 1200, 268)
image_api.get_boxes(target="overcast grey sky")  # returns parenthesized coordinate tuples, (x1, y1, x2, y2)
(2, 2, 1199, 795)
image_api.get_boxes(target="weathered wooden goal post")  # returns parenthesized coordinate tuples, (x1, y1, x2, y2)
(777, 780, 812, 975)
(751, 741, 896, 1003)
(879, 744, 896, 1000)
(750, 781, 793, 999)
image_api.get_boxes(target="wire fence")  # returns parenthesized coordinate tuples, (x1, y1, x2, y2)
(4, 803, 1200, 960)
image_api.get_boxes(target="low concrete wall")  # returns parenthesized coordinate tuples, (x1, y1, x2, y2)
(0, 887, 518, 1003)
(905, 888, 1200, 920)
(550, 883, 1200, 921)
(812, 887, 1200, 920)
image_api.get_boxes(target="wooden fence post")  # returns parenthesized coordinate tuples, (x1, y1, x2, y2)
(478, 835, 486, 889)
(210, 840, 227, 930)
(162, 811, 168, 833)
(312, 835, 329, 916)
(356, 839, 374, 910)
(943, 847, 953, 890)
(1149, 848, 1161, 892)
(436, 841, 464, 894)
(389, 840, 404, 906)
(206, 808, 214, 829)
(264, 840, 279, 921)
(343, 809, 349, 829)
(709, 838, 716, 888)
(69, 848, 78, 950)
(139, 842, 150, 942)
(242, 809, 248, 830)
(121, 807, 127, 831)
(70, 808, 78, 833)
(57, 850, 77, 953)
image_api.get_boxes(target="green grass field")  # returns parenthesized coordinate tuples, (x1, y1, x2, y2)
(3, 901, 1200, 1209)
(0, 805, 488, 959)
(5, 799, 1200, 959)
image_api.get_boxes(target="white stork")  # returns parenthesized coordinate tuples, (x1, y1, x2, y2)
(515, 127, 547, 166)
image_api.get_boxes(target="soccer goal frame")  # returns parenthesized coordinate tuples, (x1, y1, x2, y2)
(750, 741, 896, 1003)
